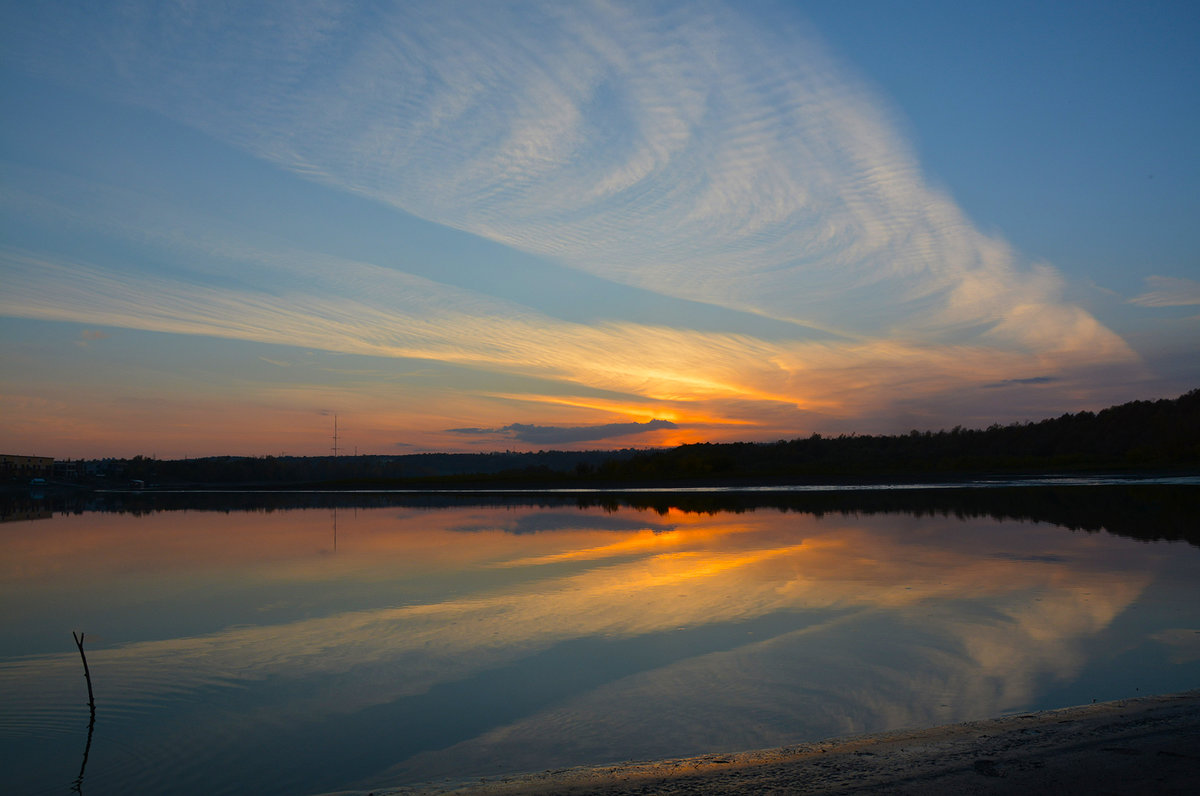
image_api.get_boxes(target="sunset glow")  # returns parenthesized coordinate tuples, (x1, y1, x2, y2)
(2, 1, 1196, 458)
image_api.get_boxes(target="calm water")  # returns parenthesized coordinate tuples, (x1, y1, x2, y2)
(1, 487, 1198, 795)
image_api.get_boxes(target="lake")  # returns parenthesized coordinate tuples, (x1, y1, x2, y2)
(2, 485, 1198, 795)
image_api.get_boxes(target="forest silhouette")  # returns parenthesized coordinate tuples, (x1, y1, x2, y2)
(88, 388, 1199, 488)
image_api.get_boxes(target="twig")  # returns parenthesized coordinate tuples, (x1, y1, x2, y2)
(71, 632, 96, 794)
(72, 632, 95, 713)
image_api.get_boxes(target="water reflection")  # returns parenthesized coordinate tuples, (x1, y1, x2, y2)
(0, 488, 1197, 795)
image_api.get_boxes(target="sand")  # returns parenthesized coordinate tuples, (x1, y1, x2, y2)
(356, 691, 1200, 795)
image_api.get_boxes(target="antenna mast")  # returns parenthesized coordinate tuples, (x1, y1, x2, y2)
(331, 414, 340, 457)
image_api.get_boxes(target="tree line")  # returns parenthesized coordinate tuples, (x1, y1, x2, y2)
(587, 388, 1199, 483)
(62, 388, 1200, 487)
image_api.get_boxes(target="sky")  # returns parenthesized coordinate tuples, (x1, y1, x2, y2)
(1, 0, 1197, 459)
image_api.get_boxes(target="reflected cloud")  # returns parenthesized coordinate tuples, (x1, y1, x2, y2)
(1152, 628, 1200, 664)
(390, 579, 1146, 781)
(1, 506, 1167, 759)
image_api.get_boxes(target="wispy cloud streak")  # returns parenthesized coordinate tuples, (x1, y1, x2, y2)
(2, 239, 1134, 436)
(1130, 276, 1200, 308)
(4, 2, 1129, 346)
(0, 1, 1144, 446)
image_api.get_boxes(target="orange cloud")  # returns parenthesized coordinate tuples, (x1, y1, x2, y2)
(1, 248, 1140, 455)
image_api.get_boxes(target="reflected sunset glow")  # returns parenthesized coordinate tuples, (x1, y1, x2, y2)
(0, 506, 1162, 700)
(2, 498, 1197, 794)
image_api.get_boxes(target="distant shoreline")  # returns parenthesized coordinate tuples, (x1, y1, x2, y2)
(9, 466, 1199, 495)
(8, 477, 1200, 550)
(357, 691, 1200, 795)
(15, 388, 1198, 490)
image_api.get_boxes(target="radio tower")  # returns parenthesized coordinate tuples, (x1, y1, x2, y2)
(331, 414, 341, 457)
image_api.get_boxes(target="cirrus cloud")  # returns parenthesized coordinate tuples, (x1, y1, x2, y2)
(1130, 276, 1200, 308)
(0, 1, 1146, 453)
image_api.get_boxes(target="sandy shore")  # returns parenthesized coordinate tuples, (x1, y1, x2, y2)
(354, 691, 1200, 795)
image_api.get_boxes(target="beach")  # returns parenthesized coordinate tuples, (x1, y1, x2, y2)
(357, 691, 1200, 795)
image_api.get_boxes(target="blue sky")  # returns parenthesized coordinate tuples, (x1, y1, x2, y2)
(2, 0, 1197, 458)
